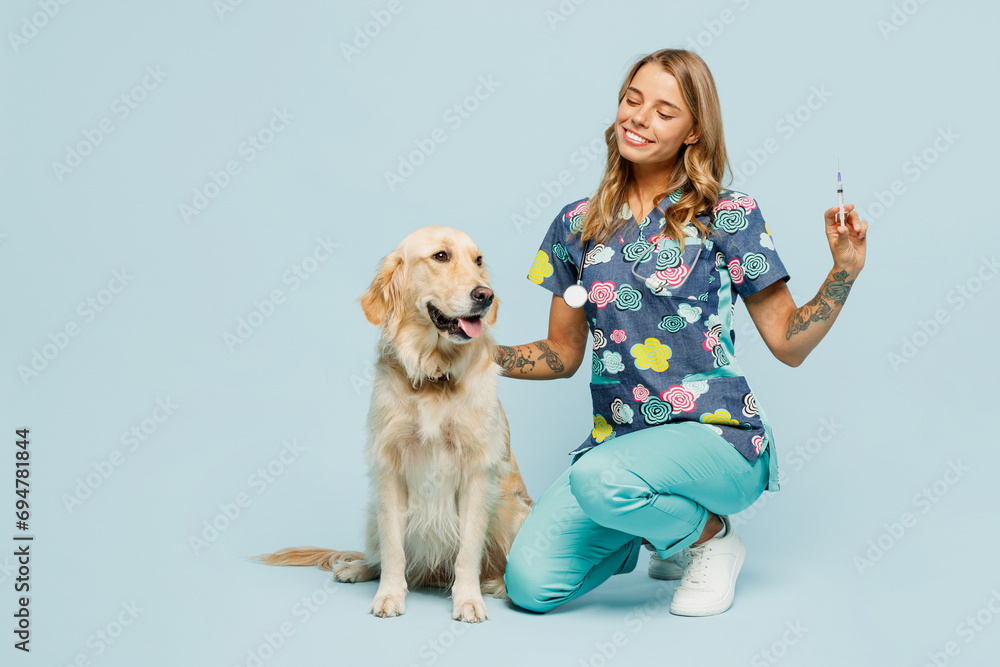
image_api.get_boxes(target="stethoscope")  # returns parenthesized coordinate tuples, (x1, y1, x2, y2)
(563, 222, 705, 308)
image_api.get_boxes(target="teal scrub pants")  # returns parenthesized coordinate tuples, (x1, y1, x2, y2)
(503, 421, 771, 613)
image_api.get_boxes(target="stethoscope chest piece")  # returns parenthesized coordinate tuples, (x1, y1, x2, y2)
(563, 282, 588, 308)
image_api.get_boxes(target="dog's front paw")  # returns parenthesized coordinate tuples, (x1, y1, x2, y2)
(370, 588, 406, 618)
(452, 595, 488, 623)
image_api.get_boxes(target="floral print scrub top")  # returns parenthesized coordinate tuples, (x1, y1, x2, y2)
(527, 188, 790, 491)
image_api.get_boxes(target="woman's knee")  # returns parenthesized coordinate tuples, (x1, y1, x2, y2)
(568, 449, 646, 524)
(503, 547, 563, 613)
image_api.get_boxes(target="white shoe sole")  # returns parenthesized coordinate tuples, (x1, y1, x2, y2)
(668, 539, 746, 617)
(648, 567, 683, 581)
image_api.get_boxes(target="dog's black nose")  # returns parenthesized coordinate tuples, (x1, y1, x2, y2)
(471, 286, 494, 305)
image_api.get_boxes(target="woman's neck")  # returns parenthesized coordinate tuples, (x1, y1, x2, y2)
(628, 160, 680, 220)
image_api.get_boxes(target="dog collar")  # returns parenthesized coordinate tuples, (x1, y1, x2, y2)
(384, 350, 453, 386)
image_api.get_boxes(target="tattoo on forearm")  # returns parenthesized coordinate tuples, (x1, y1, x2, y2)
(785, 270, 854, 340)
(495, 344, 537, 375)
(494, 343, 564, 376)
(822, 270, 854, 306)
(535, 341, 565, 374)
(786, 295, 832, 339)
(494, 345, 517, 374)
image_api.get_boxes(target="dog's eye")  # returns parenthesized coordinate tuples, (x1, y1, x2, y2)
(433, 251, 449, 262)
(476, 255, 482, 266)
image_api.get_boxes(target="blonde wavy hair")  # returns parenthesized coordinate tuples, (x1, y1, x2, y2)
(579, 49, 733, 249)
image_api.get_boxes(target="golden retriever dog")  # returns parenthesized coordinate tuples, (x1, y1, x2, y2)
(254, 226, 534, 623)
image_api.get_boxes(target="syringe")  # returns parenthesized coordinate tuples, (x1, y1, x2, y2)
(837, 161, 846, 227)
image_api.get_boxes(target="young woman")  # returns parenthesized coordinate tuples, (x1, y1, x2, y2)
(493, 49, 867, 616)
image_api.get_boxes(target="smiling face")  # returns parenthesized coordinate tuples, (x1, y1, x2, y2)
(402, 226, 496, 343)
(615, 63, 700, 173)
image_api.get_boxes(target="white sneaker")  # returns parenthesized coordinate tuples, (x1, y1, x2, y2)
(645, 542, 689, 580)
(669, 515, 746, 616)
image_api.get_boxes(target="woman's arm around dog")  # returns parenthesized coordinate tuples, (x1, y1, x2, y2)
(493, 295, 588, 380)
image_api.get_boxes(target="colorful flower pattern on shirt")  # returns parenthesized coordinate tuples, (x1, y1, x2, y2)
(630, 337, 671, 372)
(528, 250, 553, 284)
(526, 189, 791, 491)
(602, 351, 625, 374)
(589, 281, 616, 308)
(592, 414, 614, 442)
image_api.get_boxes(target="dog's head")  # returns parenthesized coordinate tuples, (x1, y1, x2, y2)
(360, 226, 499, 345)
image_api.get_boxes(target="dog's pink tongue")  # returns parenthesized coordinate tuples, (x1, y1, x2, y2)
(457, 318, 482, 338)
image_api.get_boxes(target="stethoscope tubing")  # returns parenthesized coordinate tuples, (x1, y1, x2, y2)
(567, 223, 704, 301)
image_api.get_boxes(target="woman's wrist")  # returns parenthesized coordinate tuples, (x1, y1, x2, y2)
(832, 262, 862, 280)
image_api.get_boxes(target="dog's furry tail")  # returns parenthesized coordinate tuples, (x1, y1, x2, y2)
(251, 547, 365, 572)
(480, 576, 509, 600)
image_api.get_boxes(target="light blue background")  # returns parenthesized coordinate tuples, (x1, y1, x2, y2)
(2, 1, 998, 665)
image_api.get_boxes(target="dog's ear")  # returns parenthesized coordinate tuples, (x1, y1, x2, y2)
(360, 251, 403, 326)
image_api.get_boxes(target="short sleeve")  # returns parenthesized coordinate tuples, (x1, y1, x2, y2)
(526, 200, 586, 298)
(712, 191, 791, 301)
